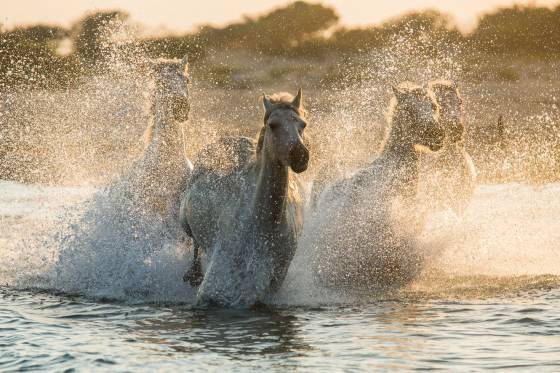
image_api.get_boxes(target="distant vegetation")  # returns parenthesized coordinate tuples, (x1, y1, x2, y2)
(2, 1, 559, 185)
(1, 1, 560, 89)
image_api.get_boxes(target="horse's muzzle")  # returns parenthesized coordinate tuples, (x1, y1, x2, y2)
(426, 127, 445, 151)
(288, 144, 309, 173)
(447, 121, 465, 143)
(172, 98, 190, 122)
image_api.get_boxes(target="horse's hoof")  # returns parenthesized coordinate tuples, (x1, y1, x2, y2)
(183, 267, 203, 287)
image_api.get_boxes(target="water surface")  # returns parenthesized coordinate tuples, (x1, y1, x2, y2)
(1, 181, 559, 371)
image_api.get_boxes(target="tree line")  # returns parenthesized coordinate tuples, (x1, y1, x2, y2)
(1, 1, 559, 89)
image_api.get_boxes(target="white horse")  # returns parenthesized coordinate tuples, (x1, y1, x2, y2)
(54, 56, 193, 296)
(130, 56, 193, 221)
(419, 80, 476, 215)
(307, 82, 445, 290)
(180, 90, 310, 307)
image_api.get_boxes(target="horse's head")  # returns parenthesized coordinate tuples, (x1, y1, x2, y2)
(150, 55, 190, 122)
(392, 82, 444, 152)
(259, 89, 309, 173)
(429, 80, 464, 143)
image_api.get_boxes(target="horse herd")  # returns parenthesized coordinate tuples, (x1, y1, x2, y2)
(98, 55, 476, 307)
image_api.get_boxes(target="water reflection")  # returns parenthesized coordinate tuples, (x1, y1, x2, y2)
(128, 306, 312, 359)
(3, 286, 560, 371)
(368, 303, 431, 369)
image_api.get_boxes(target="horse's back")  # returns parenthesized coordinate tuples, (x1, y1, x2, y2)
(182, 136, 256, 246)
(187, 136, 256, 214)
(315, 154, 395, 214)
(190, 137, 255, 178)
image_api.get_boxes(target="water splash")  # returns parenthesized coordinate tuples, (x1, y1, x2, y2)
(5, 180, 553, 305)
(1, 28, 559, 305)
(275, 181, 560, 306)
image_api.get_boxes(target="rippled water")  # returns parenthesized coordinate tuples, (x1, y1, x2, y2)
(2, 288, 560, 371)
(1, 181, 560, 371)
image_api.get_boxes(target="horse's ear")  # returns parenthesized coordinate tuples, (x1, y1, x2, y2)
(292, 88, 303, 110)
(263, 94, 273, 112)
(449, 79, 458, 90)
(181, 54, 189, 75)
(392, 86, 403, 101)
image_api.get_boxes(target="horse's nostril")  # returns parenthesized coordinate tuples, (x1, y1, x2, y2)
(288, 145, 309, 173)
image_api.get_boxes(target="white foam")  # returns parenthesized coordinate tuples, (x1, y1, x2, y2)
(0, 180, 196, 303)
(1, 180, 559, 304)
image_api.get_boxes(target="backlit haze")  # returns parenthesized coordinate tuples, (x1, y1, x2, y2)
(3, 0, 558, 32)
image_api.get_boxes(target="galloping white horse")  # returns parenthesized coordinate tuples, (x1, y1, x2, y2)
(180, 90, 310, 307)
(307, 82, 445, 290)
(54, 56, 193, 295)
(419, 80, 476, 215)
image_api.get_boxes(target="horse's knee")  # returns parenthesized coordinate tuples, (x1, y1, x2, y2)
(184, 241, 204, 286)
(179, 200, 193, 237)
(183, 220, 193, 237)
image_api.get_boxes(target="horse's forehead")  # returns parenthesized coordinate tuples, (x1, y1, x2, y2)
(268, 107, 299, 121)
(157, 69, 188, 90)
(409, 91, 432, 106)
(438, 89, 460, 102)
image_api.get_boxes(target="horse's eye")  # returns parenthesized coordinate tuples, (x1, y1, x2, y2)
(269, 121, 280, 130)
(300, 121, 307, 130)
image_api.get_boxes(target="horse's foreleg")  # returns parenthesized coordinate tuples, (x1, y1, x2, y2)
(183, 242, 204, 287)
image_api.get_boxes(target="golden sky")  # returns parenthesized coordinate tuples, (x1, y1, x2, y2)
(2, 0, 557, 32)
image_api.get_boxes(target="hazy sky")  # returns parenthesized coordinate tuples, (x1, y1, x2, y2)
(2, 0, 557, 32)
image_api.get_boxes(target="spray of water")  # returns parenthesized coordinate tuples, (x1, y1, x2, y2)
(0, 26, 559, 305)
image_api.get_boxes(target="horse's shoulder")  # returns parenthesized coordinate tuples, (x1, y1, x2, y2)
(315, 172, 356, 212)
(339, 161, 381, 192)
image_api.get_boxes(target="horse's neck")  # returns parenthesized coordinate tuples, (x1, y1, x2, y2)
(380, 115, 419, 168)
(143, 100, 185, 175)
(451, 139, 465, 151)
(377, 114, 420, 198)
(443, 115, 464, 144)
(252, 152, 290, 226)
(151, 101, 183, 149)
(132, 101, 186, 193)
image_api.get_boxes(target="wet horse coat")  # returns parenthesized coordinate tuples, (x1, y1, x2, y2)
(181, 90, 309, 307)
(54, 56, 193, 295)
(419, 80, 476, 215)
(308, 83, 445, 289)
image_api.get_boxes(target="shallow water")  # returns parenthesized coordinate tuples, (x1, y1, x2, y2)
(2, 287, 560, 372)
(1, 180, 560, 371)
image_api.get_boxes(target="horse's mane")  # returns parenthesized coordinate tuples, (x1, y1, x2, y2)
(151, 58, 183, 69)
(428, 80, 458, 96)
(382, 82, 424, 144)
(256, 92, 307, 154)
